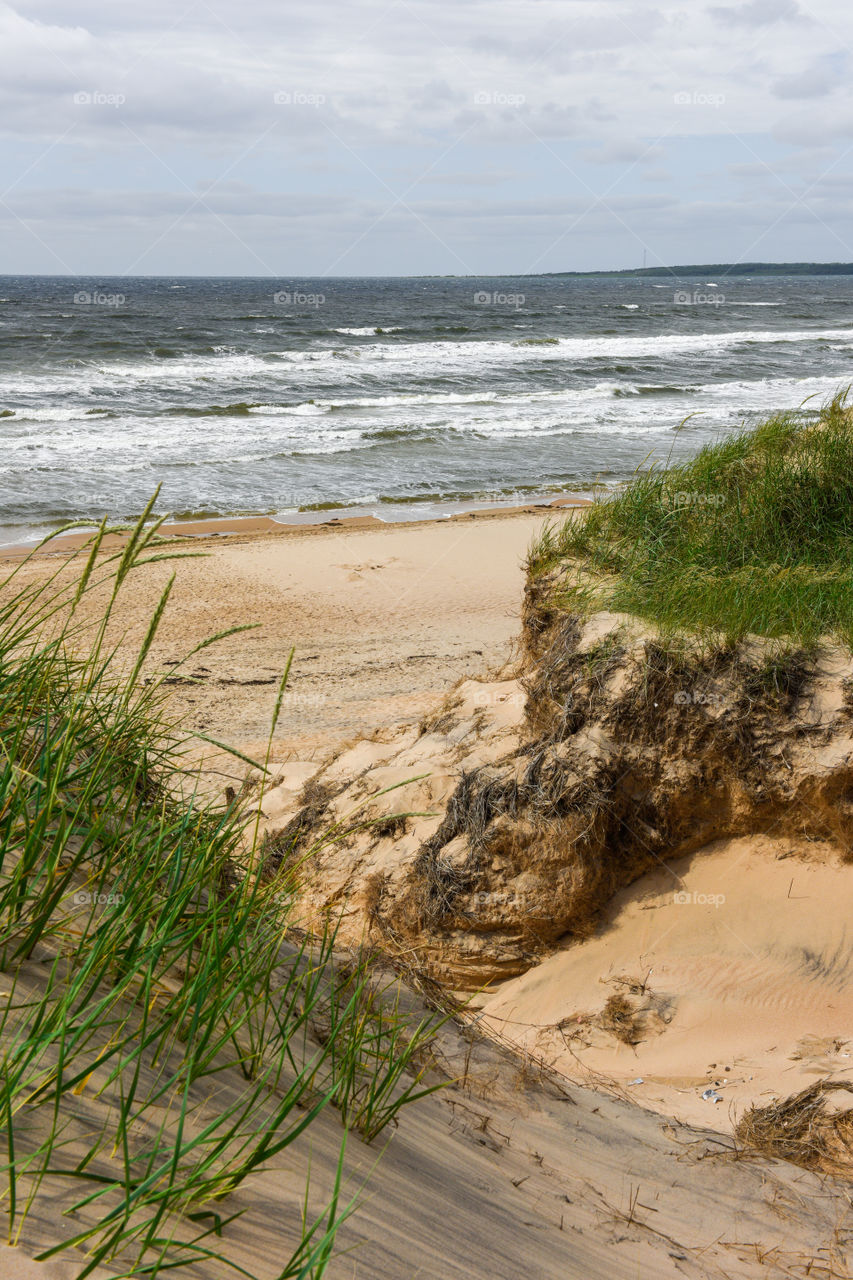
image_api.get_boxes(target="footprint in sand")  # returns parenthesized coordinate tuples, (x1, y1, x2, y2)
(338, 558, 398, 580)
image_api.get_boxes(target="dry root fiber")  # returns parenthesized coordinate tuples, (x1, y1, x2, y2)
(735, 1080, 853, 1178)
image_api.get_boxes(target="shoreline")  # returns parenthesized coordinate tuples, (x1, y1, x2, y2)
(0, 492, 592, 561)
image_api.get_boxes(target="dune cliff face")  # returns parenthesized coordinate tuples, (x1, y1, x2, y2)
(254, 580, 853, 992)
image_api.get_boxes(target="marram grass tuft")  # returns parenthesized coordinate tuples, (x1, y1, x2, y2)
(0, 504, 441, 1279)
(528, 390, 853, 648)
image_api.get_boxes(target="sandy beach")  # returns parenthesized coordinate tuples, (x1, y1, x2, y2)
(5, 464, 853, 1278)
(12, 498, 853, 1126)
(6, 504, 570, 762)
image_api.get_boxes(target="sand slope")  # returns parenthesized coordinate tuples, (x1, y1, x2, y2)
(479, 835, 853, 1129)
(7, 515, 853, 1278)
(7, 977, 851, 1280)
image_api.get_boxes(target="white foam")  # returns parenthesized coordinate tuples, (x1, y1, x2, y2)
(317, 390, 500, 409)
(3, 325, 851, 401)
(8, 369, 847, 453)
(253, 401, 330, 416)
(333, 325, 403, 335)
(9, 406, 94, 422)
(291, 326, 853, 373)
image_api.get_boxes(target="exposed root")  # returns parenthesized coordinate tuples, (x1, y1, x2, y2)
(260, 779, 334, 877)
(599, 993, 642, 1046)
(735, 1080, 853, 1179)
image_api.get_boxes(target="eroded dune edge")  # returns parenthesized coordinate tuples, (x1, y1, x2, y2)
(255, 599, 853, 1130)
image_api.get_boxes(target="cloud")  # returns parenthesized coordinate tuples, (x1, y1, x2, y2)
(641, 167, 673, 183)
(773, 105, 853, 147)
(708, 0, 808, 28)
(0, 0, 852, 271)
(417, 170, 522, 186)
(773, 54, 847, 100)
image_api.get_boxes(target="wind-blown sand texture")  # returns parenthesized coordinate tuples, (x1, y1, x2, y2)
(6, 507, 853, 1278)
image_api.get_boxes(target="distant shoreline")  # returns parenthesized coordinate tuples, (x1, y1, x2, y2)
(2, 262, 852, 280)
(543, 261, 853, 278)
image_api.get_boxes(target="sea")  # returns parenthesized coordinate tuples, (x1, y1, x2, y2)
(2, 272, 853, 545)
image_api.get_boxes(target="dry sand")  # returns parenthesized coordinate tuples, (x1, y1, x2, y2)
(5, 506, 560, 765)
(6, 505, 853, 1278)
(4, 948, 851, 1280)
(478, 834, 853, 1130)
(11, 510, 853, 1127)
(248, 661, 853, 1136)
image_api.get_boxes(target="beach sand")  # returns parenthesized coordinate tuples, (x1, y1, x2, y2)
(6, 504, 566, 766)
(6, 501, 853, 1277)
(478, 834, 853, 1129)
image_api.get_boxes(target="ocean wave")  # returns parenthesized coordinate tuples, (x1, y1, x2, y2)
(167, 402, 259, 417)
(252, 401, 330, 416)
(333, 325, 404, 335)
(10, 372, 843, 437)
(8, 406, 102, 422)
(3, 324, 851, 399)
(239, 386, 629, 414)
(298, 495, 380, 511)
(269, 326, 853, 370)
(362, 427, 439, 442)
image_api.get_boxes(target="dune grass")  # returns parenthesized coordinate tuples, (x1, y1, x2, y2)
(528, 391, 853, 648)
(0, 506, 442, 1278)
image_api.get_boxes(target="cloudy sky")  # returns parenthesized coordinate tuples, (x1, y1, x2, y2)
(1, 0, 852, 275)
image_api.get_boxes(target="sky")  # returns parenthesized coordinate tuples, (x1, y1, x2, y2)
(1, 0, 852, 275)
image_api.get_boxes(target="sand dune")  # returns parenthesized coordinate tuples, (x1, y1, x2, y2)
(5, 973, 849, 1280)
(7, 510, 853, 1278)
